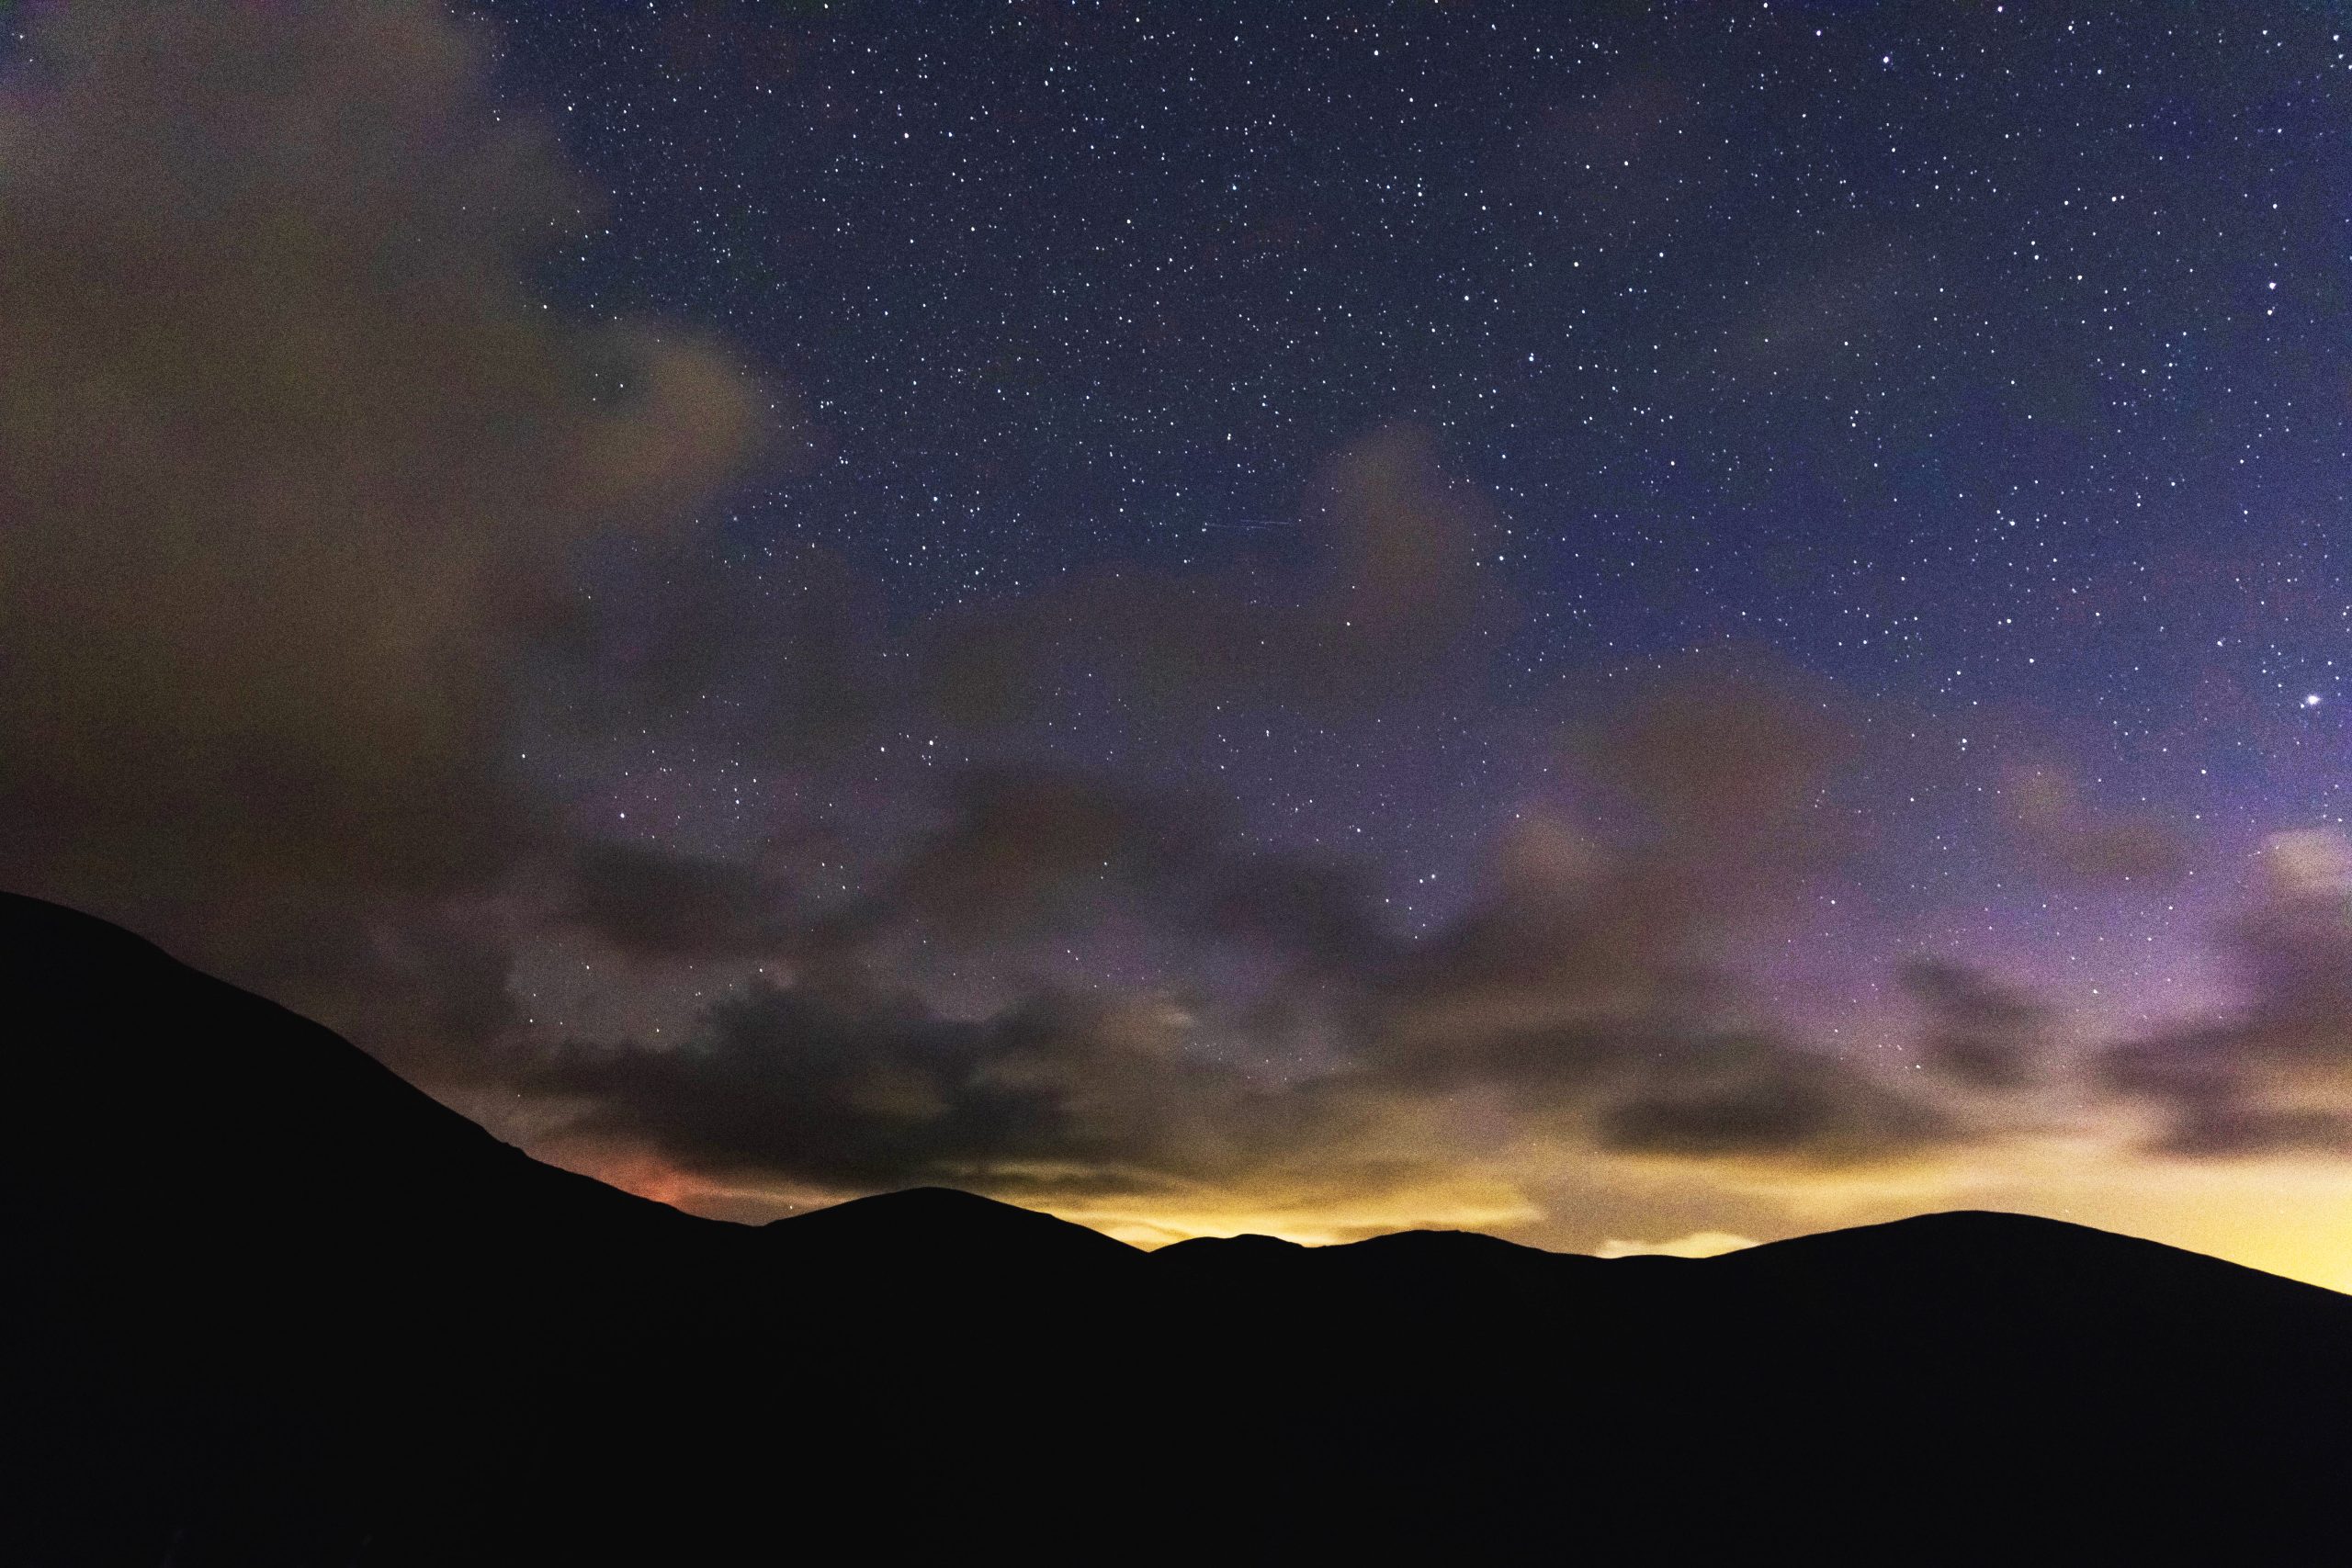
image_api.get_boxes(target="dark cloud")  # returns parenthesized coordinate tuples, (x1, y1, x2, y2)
(529, 668, 1964, 1199)
(2104, 831, 2352, 1157)
(1197, 850, 1396, 979)
(532, 978, 1266, 1193)
(0, 1, 769, 1063)
(833, 769, 1206, 946)
(503, 409, 1976, 1200)
(787, 769, 1402, 990)
(2146, 1095, 2352, 1161)
(559, 840, 788, 963)
(2004, 767, 2190, 887)
(533, 423, 1503, 789)
(1594, 1037, 1953, 1164)
(1902, 958, 2047, 1090)
(923, 423, 1509, 731)
(533, 537, 887, 767)
(1367, 665, 1860, 1061)
(2105, 1020, 2352, 1160)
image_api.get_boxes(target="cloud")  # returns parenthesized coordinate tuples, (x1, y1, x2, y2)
(1335, 664, 1957, 1169)
(0, 0, 769, 1062)
(923, 423, 1509, 731)
(558, 840, 789, 963)
(533, 536, 887, 767)
(812, 768, 1210, 953)
(2104, 829, 2352, 1157)
(531, 978, 1274, 1195)
(1901, 958, 2048, 1090)
(527, 665, 1970, 1204)
(1592, 1036, 1954, 1164)
(2003, 767, 2189, 886)
(536, 422, 1505, 790)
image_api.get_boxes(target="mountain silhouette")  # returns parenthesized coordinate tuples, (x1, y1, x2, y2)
(5, 889, 2348, 1563)
(770, 1183, 1144, 1271)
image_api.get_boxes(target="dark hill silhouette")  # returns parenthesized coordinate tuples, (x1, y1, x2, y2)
(770, 1183, 1144, 1272)
(5, 889, 2349, 1563)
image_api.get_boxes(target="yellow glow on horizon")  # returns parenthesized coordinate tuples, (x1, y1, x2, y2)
(1596, 1231, 1759, 1259)
(1039, 1179, 1547, 1250)
(531, 1127, 2352, 1292)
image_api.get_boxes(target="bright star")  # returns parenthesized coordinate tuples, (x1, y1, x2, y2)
(2304, 694, 2324, 708)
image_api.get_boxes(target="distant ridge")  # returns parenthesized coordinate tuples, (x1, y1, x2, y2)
(4, 889, 2348, 1564)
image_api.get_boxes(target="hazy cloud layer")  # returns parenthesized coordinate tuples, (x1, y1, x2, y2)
(2004, 767, 2189, 888)
(529, 674, 1975, 1203)
(546, 419, 1516, 778)
(925, 423, 1510, 731)
(0, 0, 766, 1064)
(1902, 958, 2048, 1091)
(2104, 831, 2352, 1158)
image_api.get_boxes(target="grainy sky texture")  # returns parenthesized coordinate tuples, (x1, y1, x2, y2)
(11, 0, 2352, 1282)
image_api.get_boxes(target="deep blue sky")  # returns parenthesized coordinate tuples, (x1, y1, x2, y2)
(467, 0, 2352, 1013)
(484, 1, 2344, 650)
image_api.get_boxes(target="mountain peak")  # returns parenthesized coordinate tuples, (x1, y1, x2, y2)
(764, 1184, 1142, 1268)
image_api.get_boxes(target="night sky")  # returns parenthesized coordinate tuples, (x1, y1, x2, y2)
(10, 0, 2352, 1282)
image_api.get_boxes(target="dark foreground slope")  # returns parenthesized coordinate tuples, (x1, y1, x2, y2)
(6, 892, 2349, 1564)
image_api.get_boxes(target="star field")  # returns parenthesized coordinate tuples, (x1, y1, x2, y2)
(477, 0, 2352, 1019)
